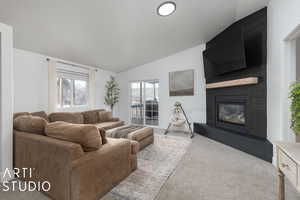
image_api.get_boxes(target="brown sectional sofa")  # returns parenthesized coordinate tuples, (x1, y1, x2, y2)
(13, 110, 137, 200)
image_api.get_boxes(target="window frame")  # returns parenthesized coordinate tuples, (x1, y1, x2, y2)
(56, 74, 89, 109)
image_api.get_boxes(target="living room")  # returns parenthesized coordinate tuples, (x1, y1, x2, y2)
(1, 0, 300, 200)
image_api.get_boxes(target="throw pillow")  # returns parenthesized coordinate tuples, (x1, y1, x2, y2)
(48, 112, 84, 124)
(98, 111, 113, 122)
(31, 111, 49, 122)
(13, 112, 30, 120)
(14, 115, 47, 135)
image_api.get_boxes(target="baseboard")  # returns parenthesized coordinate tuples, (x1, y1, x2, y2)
(0, 172, 3, 183)
(272, 144, 277, 167)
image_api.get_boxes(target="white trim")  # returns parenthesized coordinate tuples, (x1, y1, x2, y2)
(280, 24, 300, 142)
(0, 22, 14, 179)
(284, 24, 300, 41)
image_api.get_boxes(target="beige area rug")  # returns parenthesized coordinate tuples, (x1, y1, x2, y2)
(102, 133, 192, 200)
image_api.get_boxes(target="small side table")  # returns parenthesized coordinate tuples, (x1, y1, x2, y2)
(275, 142, 300, 200)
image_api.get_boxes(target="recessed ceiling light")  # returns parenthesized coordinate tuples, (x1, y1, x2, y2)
(157, 2, 176, 16)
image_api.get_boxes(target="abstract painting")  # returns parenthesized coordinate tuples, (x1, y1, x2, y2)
(169, 69, 194, 96)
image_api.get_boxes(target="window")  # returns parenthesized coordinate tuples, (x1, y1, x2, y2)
(130, 80, 159, 126)
(57, 69, 89, 109)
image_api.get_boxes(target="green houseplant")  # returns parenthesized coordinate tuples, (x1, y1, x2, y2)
(289, 81, 300, 142)
(104, 76, 120, 112)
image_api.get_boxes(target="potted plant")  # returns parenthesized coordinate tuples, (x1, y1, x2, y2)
(104, 76, 120, 113)
(289, 81, 300, 142)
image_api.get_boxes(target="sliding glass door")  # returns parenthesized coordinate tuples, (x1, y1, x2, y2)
(130, 80, 159, 126)
(130, 82, 144, 125)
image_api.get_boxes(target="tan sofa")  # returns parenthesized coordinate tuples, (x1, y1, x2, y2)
(13, 110, 138, 200)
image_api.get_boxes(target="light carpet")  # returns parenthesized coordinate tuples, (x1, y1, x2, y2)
(101, 133, 192, 200)
(2, 131, 300, 200)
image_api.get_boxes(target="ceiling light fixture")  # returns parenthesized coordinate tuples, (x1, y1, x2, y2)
(157, 2, 176, 16)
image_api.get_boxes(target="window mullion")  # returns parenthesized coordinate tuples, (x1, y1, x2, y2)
(59, 78, 62, 107)
(72, 79, 75, 107)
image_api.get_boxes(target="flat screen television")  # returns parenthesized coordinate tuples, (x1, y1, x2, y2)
(203, 28, 247, 80)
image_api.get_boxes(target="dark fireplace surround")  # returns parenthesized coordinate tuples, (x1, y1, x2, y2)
(194, 8, 273, 162)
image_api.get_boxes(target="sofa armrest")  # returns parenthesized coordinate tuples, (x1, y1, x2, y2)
(14, 131, 84, 200)
(130, 140, 140, 154)
(70, 138, 132, 200)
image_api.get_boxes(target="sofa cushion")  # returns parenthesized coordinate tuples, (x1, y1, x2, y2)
(14, 115, 47, 135)
(31, 111, 49, 122)
(98, 111, 113, 122)
(95, 121, 125, 131)
(48, 112, 84, 124)
(45, 122, 101, 152)
(13, 112, 30, 120)
(81, 109, 105, 124)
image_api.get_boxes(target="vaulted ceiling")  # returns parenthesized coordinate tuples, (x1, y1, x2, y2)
(0, 0, 269, 72)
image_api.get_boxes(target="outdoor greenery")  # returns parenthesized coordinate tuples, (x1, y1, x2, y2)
(289, 81, 300, 135)
(104, 76, 120, 112)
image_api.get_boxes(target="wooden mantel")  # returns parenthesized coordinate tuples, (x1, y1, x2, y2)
(206, 77, 258, 89)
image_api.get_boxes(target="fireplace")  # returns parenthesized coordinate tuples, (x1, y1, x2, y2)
(218, 103, 245, 125)
(215, 96, 248, 134)
(195, 8, 272, 162)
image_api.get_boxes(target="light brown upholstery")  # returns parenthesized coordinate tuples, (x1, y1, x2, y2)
(45, 122, 101, 152)
(130, 140, 140, 154)
(98, 111, 113, 122)
(13, 115, 47, 135)
(107, 126, 154, 151)
(111, 117, 120, 122)
(14, 133, 137, 200)
(31, 111, 49, 122)
(13, 109, 134, 200)
(139, 135, 154, 150)
(13, 112, 30, 119)
(81, 109, 105, 124)
(71, 138, 133, 200)
(49, 112, 84, 124)
(128, 127, 154, 141)
(95, 121, 125, 130)
(14, 131, 85, 200)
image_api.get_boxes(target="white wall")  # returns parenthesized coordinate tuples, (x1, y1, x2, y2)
(297, 38, 300, 79)
(267, 0, 300, 142)
(116, 44, 206, 129)
(14, 49, 48, 112)
(13, 49, 116, 113)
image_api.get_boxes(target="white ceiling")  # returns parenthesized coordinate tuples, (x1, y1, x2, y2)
(0, 0, 269, 72)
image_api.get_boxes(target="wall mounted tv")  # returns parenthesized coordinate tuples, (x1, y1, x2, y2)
(203, 28, 247, 80)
